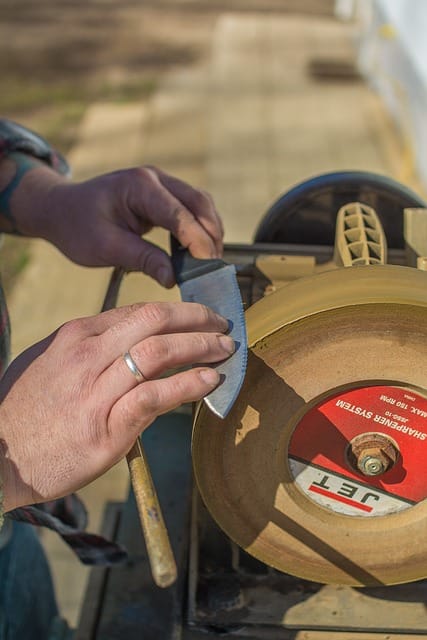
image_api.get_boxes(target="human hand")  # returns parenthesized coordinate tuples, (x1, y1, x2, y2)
(11, 162, 223, 287)
(0, 302, 233, 511)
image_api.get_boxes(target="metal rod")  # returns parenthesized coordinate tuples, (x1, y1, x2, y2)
(223, 242, 407, 267)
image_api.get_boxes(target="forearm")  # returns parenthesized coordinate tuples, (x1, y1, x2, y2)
(0, 152, 68, 237)
(0, 118, 70, 237)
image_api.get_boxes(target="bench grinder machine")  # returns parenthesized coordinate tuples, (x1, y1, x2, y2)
(76, 171, 427, 640)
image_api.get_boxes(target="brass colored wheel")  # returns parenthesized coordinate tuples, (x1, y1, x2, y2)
(192, 265, 427, 586)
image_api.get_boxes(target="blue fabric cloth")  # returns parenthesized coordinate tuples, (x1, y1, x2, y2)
(0, 522, 58, 639)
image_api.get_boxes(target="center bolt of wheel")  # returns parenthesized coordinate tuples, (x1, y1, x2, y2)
(359, 455, 385, 476)
(347, 432, 399, 477)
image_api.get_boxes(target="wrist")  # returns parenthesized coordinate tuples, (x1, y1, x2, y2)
(0, 152, 68, 237)
(0, 119, 71, 237)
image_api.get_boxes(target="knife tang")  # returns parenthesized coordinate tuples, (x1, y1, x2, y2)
(170, 235, 226, 283)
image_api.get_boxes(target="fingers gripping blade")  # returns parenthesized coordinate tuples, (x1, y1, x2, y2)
(178, 265, 247, 418)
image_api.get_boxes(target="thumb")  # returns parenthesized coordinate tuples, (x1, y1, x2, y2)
(111, 232, 175, 288)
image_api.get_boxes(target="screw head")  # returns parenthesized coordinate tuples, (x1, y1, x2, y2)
(360, 455, 385, 476)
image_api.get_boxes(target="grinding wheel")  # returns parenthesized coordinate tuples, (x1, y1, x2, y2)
(192, 265, 427, 587)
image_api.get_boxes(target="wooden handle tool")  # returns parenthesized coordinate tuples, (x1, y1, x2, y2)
(102, 267, 177, 588)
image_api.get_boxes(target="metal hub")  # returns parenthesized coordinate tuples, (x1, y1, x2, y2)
(347, 432, 399, 477)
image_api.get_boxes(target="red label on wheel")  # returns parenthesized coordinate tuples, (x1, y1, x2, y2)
(288, 385, 427, 516)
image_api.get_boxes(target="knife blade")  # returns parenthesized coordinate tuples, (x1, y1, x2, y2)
(170, 236, 247, 418)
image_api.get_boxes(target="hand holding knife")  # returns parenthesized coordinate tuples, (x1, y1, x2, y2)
(170, 235, 247, 418)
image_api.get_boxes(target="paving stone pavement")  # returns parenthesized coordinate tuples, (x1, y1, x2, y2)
(7, 7, 412, 629)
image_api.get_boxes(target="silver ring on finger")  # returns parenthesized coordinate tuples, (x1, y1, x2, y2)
(123, 351, 146, 383)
